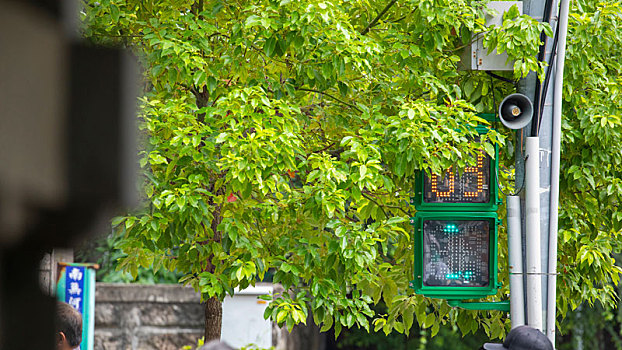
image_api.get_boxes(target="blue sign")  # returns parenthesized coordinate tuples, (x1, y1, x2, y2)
(57, 263, 97, 350)
(65, 266, 85, 313)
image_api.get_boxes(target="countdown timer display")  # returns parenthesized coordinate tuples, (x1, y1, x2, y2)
(413, 130, 500, 212)
(423, 151, 490, 204)
(422, 220, 489, 287)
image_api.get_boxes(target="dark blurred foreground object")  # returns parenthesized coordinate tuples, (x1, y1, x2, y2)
(198, 340, 235, 350)
(0, 1, 137, 349)
(482, 326, 554, 350)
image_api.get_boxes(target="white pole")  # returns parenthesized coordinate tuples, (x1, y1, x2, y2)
(507, 195, 525, 328)
(526, 137, 543, 330)
(547, 0, 571, 345)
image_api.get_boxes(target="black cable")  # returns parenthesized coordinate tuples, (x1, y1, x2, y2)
(489, 73, 508, 197)
(490, 75, 527, 197)
(536, 18, 560, 135)
(490, 74, 498, 115)
(530, 0, 556, 137)
(496, 166, 509, 197)
(514, 172, 526, 196)
(496, 161, 526, 197)
(531, 86, 542, 136)
(513, 155, 527, 196)
(486, 71, 516, 84)
(495, 138, 528, 197)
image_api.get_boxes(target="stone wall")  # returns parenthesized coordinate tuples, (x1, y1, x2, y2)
(95, 283, 204, 350)
(94, 283, 325, 350)
(40, 249, 74, 295)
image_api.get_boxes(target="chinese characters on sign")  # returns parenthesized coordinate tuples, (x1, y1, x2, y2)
(65, 266, 85, 313)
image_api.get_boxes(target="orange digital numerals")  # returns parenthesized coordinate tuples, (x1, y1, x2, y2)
(464, 153, 484, 198)
(431, 168, 455, 198)
(430, 152, 485, 200)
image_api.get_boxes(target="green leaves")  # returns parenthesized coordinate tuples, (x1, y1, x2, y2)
(81, 0, 621, 342)
(265, 294, 309, 332)
(215, 132, 228, 144)
(245, 15, 261, 28)
(483, 5, 553, 79)
(234, 260, 257, 281)
(555, 0, 622, 319)
(263, 36, 277, 57)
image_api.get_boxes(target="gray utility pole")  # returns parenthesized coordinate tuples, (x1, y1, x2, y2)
(515, 0, 570, 346)
(517, 0, 557, 334)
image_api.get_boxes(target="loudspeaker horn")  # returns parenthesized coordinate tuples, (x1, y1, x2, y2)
(498, 93, 534, 130)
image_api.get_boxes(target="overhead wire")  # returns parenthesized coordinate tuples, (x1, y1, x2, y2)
(536, 19, 561, 135)
(530, 0, 558, 136)
(490, 0, 559, 194)
(486, 71, 517, 84)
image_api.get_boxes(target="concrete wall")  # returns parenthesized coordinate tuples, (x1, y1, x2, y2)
(94, 283, 204, 350)
(40, 249, 74, 295)
(94, 283, 325, 350)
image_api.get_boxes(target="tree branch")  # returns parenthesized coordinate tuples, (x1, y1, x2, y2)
(297, 87, 363, 113)
(88, 33, 143, 38)
(361, 189, 410, 216)
(361, 193, 389, 219)
(382, 203, 410, 216)
(310, 142, 336, 155)
(209, 32, 230, 39)
(191, 0, 204, 16)
(361, 0, 398, 36)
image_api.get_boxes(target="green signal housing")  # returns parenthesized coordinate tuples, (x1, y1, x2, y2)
(410, 211, 501, 300)
(413, 125, 501, 212)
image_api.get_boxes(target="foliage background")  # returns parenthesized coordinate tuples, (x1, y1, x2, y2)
(77, 0, 622, 347)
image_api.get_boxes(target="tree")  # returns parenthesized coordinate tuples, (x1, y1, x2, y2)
(80, 0, 621, 344)
(555, 0, 622, 331)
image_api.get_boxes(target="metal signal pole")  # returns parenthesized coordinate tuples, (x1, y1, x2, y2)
(514, 0, 570, 346)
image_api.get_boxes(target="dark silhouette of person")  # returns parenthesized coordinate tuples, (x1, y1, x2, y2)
(482, 325, 554, 350)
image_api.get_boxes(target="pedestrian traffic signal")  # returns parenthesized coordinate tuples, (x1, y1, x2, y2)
(411, 212, 501, 299)
(410, 123, 501, 300)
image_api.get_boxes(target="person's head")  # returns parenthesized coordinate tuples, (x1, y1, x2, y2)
(482, 326, 554, 350)
(55, 302, 82, 350)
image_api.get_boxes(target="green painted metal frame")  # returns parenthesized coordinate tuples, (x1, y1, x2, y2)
(410, 211, 501, 300)
(447, 300, 510, 312)
(413, 125, 501, 212)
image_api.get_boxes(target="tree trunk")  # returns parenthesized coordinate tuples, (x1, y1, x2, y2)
(194, 77, 223, 342)
(204, 203, 222, 341)
(204, 296, 222, 342)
